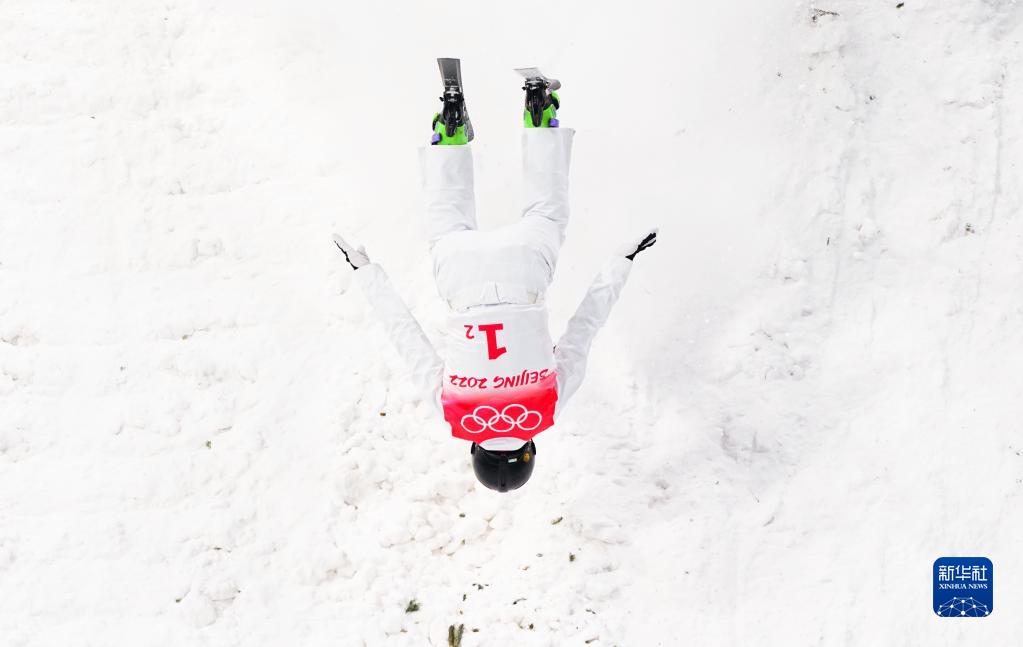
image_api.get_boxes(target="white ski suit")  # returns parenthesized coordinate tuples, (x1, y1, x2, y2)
(354, 128, 633, 450)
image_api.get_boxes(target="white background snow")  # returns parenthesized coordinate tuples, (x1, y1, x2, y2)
(1, 0, 1021, 645)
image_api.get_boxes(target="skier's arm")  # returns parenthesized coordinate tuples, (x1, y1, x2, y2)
(554, 230, 657, 407)
(335, 234, 443, 407)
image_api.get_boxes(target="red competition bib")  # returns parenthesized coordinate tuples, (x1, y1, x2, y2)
(442, 305, 558, 443)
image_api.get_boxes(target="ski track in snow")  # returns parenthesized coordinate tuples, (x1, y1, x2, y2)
(1, 1, 1022, 645)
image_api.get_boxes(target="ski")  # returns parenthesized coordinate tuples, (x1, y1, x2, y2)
(514, 67, 562, 92)
(435, 58, 474, 142)
(515, 67, 561, 128)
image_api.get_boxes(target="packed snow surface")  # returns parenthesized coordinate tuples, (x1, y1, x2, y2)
(2, 1, 1022, 645)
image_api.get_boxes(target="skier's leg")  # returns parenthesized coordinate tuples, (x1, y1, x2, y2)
(421, 143, 477, 249)
(520, 127, 575, 273)
(422, 58, 476, 249)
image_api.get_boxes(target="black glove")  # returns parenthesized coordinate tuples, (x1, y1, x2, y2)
(625, 230, 658, 261)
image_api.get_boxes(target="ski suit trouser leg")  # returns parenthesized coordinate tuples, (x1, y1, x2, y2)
(421, 144, 477, 249)
(519, 127, 574, 272)
(425, 129, 575, 311)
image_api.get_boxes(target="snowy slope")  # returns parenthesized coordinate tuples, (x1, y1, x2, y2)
(1, 1, 1022, 645)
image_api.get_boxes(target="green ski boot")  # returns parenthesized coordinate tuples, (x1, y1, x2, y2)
(517, 67, 561, 128)
(431, 110, 469, 145)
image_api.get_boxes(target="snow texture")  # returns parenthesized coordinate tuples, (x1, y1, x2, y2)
(1, 1, 1022, 645)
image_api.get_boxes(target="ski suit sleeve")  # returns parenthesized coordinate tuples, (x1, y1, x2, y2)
(353, 263, 443, 409)
(554, 256, 633, 410)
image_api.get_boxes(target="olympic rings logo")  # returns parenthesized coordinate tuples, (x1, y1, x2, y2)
(460, 404, 543, 434)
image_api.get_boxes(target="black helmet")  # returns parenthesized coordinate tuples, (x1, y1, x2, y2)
(471, 440, 536, 493)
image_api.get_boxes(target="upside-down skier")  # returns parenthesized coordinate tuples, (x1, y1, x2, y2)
(333, 59, 657, 492)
